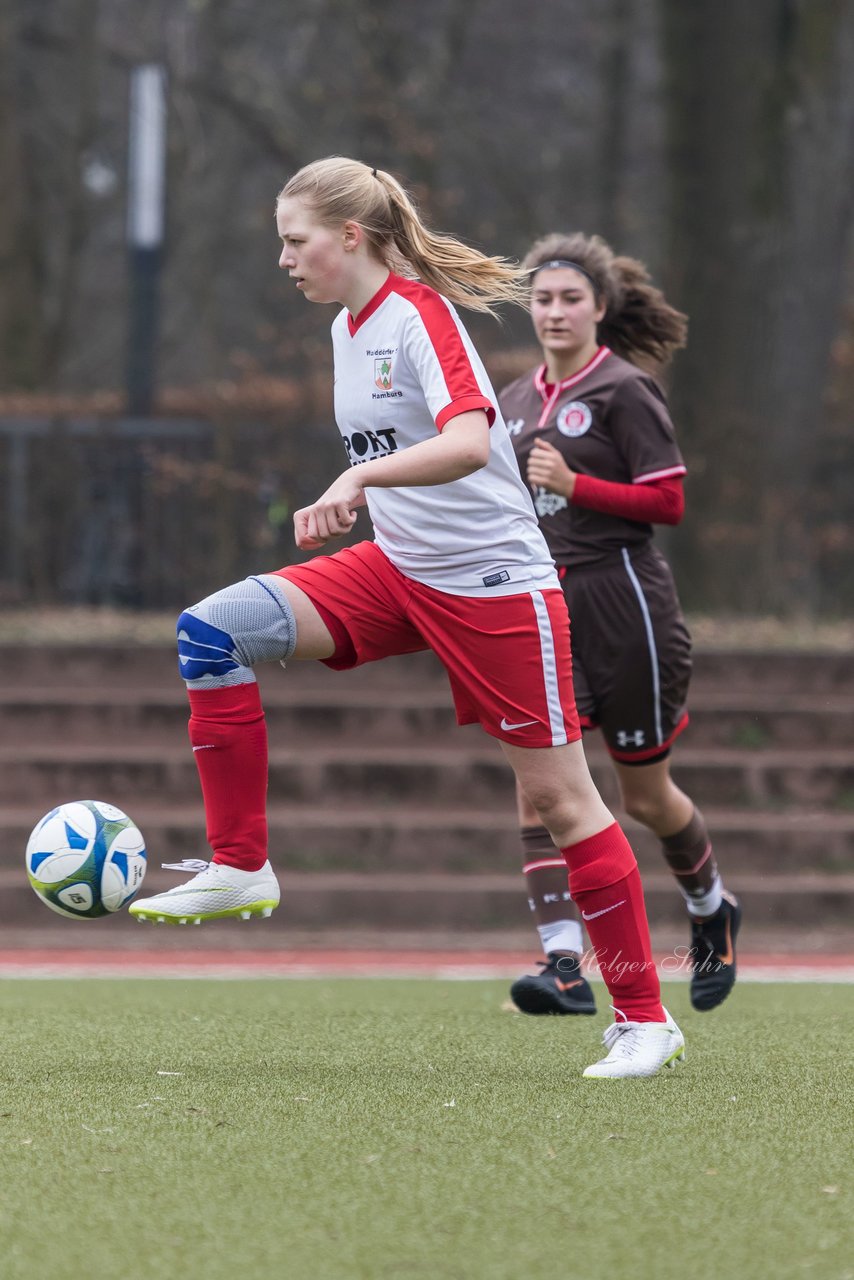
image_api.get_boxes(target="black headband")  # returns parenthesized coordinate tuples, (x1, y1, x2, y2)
(529, 258, 598, 291)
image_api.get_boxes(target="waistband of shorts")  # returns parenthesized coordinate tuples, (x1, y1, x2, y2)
(556, 541, 663, 578)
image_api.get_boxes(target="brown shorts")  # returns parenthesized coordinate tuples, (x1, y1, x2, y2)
(561, 544, 691, 763)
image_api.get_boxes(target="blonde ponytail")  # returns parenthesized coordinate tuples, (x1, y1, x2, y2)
(279, 157, 529, 316)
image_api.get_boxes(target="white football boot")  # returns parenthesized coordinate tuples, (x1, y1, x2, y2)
(129, 858, 280, 924)
(583, 1008, 685, 1079)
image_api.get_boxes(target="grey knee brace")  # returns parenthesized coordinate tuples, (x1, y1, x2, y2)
(177, 574, 297, 688)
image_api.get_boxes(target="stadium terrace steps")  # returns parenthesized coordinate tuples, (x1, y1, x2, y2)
(3, 745, 854, 810)
(2, 644, 854, 946)
(2, 869, 854, 933)
(4, 803, 854, 874)
(4, 688, 854, 748)
(2, 643, 854, 692)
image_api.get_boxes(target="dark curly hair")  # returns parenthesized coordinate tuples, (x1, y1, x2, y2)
(523, 232, 688, 366)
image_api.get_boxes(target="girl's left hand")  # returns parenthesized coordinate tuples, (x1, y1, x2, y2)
(294, 472, 367, 550)
(526, 438, 577, 498)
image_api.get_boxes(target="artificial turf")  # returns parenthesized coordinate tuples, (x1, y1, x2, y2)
(0, 979, 851, 1280)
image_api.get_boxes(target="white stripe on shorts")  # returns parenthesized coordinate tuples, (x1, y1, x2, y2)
(530, 590, 568, 747)
(620, 546, 663, 745)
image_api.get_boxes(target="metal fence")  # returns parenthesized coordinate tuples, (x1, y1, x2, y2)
(0, 415, 352, 608)
(5, 413, 854, 617)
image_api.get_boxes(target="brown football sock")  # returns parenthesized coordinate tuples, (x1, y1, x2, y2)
(660, 807, 723, 917)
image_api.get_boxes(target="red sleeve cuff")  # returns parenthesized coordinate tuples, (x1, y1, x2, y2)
(436, 395, 495, 431)
(633, 465, 687, 484)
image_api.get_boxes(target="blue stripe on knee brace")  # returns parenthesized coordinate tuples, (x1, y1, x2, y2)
(177, 610, 240, 680)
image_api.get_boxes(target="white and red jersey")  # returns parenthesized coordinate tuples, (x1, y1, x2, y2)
(330, 273, 558, 597)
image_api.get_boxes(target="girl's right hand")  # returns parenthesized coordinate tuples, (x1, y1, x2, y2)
(293, 509, 330, 550)
(294, 505, 357, 550)
(527, 438, 577, 498)
(294, 472, 366, 549)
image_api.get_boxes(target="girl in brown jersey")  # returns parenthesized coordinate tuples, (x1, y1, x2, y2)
(500, 232, 741, 1016)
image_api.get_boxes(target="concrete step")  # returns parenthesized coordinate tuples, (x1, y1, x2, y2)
(680, 694, 854, 749)
(0, 647, 439, 691)
(684, 650, 854, 694)
(5, 804, 854, 877)
(4, 744, 854, 810)
(3, 643, 852, 950)
(4, 868, 853, 933)
(0, 686, 458, 746)
(3, 645, 854, 694)
(3, 687, 854, 748)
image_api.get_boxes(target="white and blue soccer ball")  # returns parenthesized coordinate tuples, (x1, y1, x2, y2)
(26, 800, 147, 919)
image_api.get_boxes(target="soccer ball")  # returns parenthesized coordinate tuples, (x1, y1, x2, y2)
(26, 800, 147, 919)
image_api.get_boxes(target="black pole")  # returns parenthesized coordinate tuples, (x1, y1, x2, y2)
(126, 64, 166, 417)
(127, 246, 161, 416)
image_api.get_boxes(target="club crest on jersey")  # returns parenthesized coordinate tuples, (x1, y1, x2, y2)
(374, 358, 393, 390)
(557, 401, 592, 438)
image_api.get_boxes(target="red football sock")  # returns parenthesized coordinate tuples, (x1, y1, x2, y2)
(561, 822, 665, 1022)
(187, 684, 268, 872)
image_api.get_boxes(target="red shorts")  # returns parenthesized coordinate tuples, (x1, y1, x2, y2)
(274, 542, 580, 748)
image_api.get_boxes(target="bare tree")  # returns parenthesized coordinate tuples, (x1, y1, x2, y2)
(661, 0, 854, 615)
(0, 2, 45, 387)
(4, 0, 854, 614)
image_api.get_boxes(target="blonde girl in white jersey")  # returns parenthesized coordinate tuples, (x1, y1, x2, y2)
(130, 157, 685, 1079)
